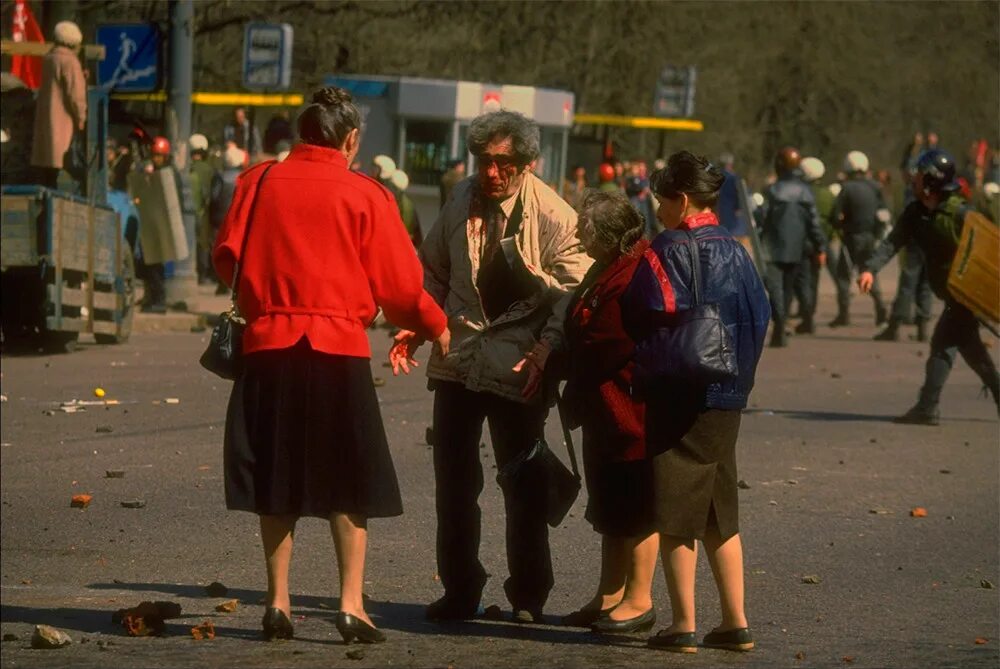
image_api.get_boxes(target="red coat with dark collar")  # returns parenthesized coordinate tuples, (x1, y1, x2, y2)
(213, 143, 447, 357)
(563, 239, 650, 462)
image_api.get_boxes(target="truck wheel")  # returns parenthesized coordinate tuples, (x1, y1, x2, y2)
(95, 245, 136, 345)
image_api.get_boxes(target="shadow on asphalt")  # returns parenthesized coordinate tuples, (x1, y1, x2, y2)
(744, 408, 995, 424)
(72, 581, 647, 648)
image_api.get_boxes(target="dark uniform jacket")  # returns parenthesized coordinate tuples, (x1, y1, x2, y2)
(759, 172, 827, 263)
(832, 177, 886, 237)
(863, 194, 970, 300)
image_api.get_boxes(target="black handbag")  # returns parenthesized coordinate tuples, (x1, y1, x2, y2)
(633, 231, 737, 384)
(496, 396, 581, 528)
(199, 164, 275, 380)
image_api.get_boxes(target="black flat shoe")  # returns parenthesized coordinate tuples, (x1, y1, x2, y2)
(261, 607, 294, 641)
(590, 608, 656, 635)
(702, 626, 755, 651)
(425, 596, 479, 621)
(648, 629, 697, 653)
(335, 612, 386, 644)
(562, 606, 614, 627)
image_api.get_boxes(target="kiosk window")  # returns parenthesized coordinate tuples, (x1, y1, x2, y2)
(403, 120, 450, 187)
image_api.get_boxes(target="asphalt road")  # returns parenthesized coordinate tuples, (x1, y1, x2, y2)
(1, 283, 998, 668)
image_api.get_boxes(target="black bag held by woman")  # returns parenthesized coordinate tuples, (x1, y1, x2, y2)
(496, 397, 581, 528)
(633, 231, 737, 384)
(199, 164, 275, 380)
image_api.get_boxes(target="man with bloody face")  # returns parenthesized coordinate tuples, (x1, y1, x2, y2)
(391, 110, 591, 623)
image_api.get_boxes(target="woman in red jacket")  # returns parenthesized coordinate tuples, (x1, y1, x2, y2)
(214, 87, 449, 644)
(561, 191, 659, 635)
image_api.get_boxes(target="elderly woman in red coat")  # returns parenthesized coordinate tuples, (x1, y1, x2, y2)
(560, 190, 660, 635)
(214, 87, 449, 645)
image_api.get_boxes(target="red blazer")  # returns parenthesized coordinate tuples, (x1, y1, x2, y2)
(563, 239, 649, 462)
(213, 143, 447, 357)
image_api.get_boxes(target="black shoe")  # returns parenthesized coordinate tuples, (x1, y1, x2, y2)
(702, 626, 755, 651)
(893, 405, 940, 426)
(562, 606, 614, 627)
(874, 323, 900, 341)
(647, 629, 697, 653)
(591, 608, 656, 635)
(335, 612, 385, 644)
(794, 320, 815, 335)
(828, 314, 850, 327)
(261, 607, 294, 641)
(512, 608, 544, 625)
(916, 320, 928, 342)
(769, 330, 787, 348)
(425, 596, 479, 622)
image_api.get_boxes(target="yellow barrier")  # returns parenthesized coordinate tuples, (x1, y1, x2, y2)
(573, 113, 703, 132)
(110, 91, 304, 106)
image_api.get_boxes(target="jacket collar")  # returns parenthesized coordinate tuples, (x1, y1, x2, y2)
(681, 211, 719, 230)
(285, 143, 348, 167)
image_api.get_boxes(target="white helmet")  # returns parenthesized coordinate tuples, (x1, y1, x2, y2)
(54, 21, 83, 48)
(843, 150, 869, 174)
(372, 155, 396, 180)
(389, 169, 409, 191)
(800, 157, 825, 183)
(188, 134, 209, 152)
(223, 145, 247, 169)
(828, 182, 843, 197)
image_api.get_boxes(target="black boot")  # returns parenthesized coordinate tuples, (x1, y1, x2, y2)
(769, 327, 788, 348)
(915, 319, 928, 342)
(828, 313, 850, 328)
(893, 404, 940, 426)
(874, 320, 900, 341)
(875, 304, 888, 326)
(794, 318, 815, 335)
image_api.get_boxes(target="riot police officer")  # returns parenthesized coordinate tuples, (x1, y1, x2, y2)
(859, 149, 1000, 425)
(759, 146, 827, 347)
(829, 151, 889, 328)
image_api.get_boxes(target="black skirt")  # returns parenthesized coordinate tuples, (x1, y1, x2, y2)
(224, 338, 402, 519)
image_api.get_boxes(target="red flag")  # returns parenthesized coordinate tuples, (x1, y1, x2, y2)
(11, 0, 44, 89)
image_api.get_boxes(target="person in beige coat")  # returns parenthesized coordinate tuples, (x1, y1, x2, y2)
(391, 110, 591, 624)
(31, 21, 87, 188)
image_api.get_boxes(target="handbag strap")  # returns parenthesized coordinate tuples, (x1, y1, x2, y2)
(555, 394, 581, 480)
(683, 229, 703, 306)
(231, 162, 277, 297)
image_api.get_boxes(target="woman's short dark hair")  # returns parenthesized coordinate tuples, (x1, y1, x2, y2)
(578, 190, 645, 257)
(297, 87, 361, 149)
(650, 150, 725, 208)
(467, 110, 540, 166)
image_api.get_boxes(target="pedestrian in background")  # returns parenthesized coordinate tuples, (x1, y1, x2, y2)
(214, 86, 450, 644)
(715, 152, 749, 242)
(263, 110, 293, 155)
(440, 158, 466, 207)
(622, 151, 770, 653)
(758, 147, 827, 347)
(829, 150, 889, 328)
(223, 106, 261, 164)
(391, 109, 591, 625)
(30, 20, 86, 190)
(389, 169, 422, 247)
(793, 156, 832, 334)
(561, 190, 659, 635)
(563, 164, 589, 211)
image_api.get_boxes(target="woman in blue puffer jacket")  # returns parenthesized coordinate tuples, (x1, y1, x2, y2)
(620, 151, 770, 654)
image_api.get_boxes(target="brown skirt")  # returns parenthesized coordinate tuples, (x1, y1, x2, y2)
(646, 406, 741, 541)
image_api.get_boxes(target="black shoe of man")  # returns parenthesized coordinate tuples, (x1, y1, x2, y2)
(425, 596, 479, 622)
(892, 405, 940, 426)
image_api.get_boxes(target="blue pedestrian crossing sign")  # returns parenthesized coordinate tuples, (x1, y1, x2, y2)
(243, 23, 293, 90)
(96, 23, 160, 92)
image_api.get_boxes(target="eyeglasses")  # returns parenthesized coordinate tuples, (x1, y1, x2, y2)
(477, 153, 520, 171)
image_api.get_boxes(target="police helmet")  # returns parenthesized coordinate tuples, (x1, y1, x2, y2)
(843, 151, 869, 174)
(774, 146, 801, 174)
(915, 149, 958, 194)
(800, 157, 825, 183)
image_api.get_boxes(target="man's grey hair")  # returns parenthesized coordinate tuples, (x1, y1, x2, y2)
(467, 110, 540, 166)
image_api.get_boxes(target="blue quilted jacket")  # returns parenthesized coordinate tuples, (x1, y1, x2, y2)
(620, 218, 771, 410)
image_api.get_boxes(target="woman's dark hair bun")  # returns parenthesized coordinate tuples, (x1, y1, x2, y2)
(651, 150, 725, 207)
(312, 87, 353, 107)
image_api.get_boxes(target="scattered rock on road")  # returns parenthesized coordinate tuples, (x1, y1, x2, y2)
(981, 579, 995, 589)
(346, 648, 367, 660)
(120, 500, 146, 509)
(113, 601, 182, 636)
(737, 479, 751, 489)
(215, 599, 238, 613)
(205, 581, 228, 597)
(910, 507, 928, 518)
(71, 494, 92, 509)
(31, 624, 72, 649)
(3, 633, 19, 642)
(105, 470, 125, 478)
(96, 425, 114, 433)
(190, 621, 215, 640)
(801, 575, 822, 584)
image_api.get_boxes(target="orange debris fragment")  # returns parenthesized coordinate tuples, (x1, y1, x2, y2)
(71, 494, 92, 508)
(910, 507, 928, 517)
